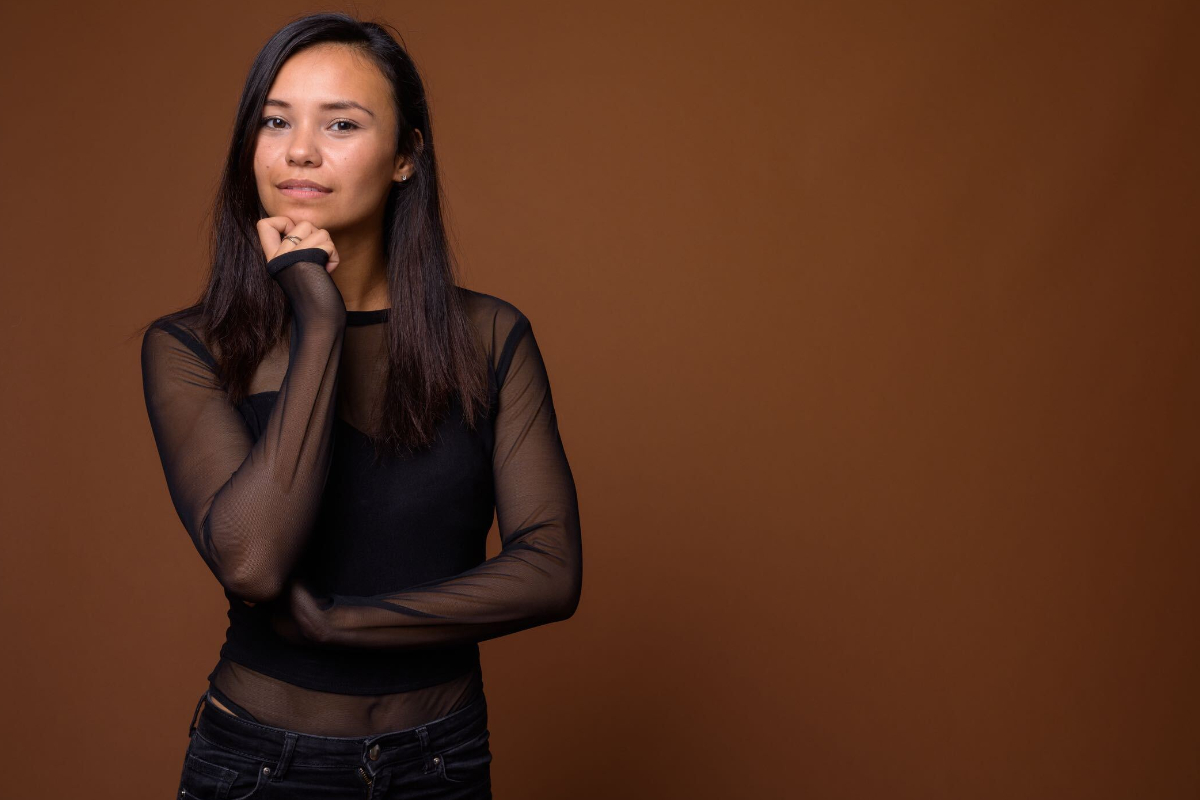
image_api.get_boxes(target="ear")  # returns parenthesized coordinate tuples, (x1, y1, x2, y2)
(392, 155, 409, 182)
(392, 129, 424, 182)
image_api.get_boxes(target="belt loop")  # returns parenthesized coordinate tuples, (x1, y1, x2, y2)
(188, 691, 208, 738)
(416, 725, 432, 772)
(269, 731, 298, 781)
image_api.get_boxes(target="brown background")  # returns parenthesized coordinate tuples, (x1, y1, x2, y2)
(1, 1, 1197, 797)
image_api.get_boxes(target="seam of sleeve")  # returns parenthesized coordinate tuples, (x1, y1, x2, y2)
(156, 320, 220, 373)
(494, 313, 531, 391)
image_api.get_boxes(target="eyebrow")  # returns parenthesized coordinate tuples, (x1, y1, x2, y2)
(263, 98, 375, 119)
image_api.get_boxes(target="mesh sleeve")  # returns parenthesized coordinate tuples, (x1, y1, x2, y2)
(141, 249, 346, 603)
(285, 311, 583, 649)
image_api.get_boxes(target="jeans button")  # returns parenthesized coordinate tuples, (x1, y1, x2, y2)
(368, 743, 381, 761)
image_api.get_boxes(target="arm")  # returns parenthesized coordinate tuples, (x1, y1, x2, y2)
(141, 248, 346, 603)
(281, 309, 583, 650)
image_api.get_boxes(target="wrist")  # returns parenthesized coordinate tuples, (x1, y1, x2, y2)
(266, 247, 329, 277)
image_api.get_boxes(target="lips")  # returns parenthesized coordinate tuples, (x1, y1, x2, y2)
(278, 179, 331, 192)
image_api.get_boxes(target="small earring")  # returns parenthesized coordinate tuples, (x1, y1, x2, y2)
(400, 174, 407, 182)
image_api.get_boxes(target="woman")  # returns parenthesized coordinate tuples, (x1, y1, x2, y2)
(139, 13, 582, 799)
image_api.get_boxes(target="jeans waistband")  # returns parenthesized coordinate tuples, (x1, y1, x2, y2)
(188, 686, 488, 770)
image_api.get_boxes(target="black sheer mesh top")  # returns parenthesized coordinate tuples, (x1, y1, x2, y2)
(140, 248, 582, 735)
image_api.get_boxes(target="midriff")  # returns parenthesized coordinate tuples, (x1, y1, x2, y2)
(207, 658, 484, 736)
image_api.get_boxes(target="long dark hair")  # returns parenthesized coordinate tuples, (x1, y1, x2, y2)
(136, 12, 489, 461)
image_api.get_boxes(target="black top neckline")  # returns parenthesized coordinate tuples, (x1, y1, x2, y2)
(345, 308, 389, 326)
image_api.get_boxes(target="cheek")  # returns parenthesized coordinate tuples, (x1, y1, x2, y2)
(252, 154, 272, 184)
(253, 139, 285, 170)
(336, 140, 395, 179)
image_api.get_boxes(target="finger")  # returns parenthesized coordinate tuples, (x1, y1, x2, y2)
(256, 216, 292, 258)
(271, 221, 320, 260)
(257, 216, 293, 237)
(287, 220, 315, 240)
(300, 229, 338, 273)
(290, 229, 337, 272)
(277, 222, 315, 252)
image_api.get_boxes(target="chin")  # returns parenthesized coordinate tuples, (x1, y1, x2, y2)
(272, 207, 322, 224)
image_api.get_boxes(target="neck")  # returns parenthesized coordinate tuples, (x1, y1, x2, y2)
(326, 219, 391, 312)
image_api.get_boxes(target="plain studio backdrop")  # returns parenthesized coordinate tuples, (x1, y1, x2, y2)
(1, 1, 1197, 798)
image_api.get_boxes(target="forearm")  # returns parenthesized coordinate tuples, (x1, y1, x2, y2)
(278, 527, 582, 650)
(207, 322, 344, 601)
(206, 256, 347, 602)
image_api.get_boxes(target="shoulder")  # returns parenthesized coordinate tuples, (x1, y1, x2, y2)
(458, 286, 528, 327)
(142, 306, 219, 369)
(456, 287, 533, 352)
(455, 288, 549, 395)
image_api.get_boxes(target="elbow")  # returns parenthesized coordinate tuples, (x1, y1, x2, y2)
(551, 532, 583, 621)
(552, 568, 582, 622)
(200, 513, 286, 603)
(205, 525, 287, 603)
(556, 590, 580, 622)
(224, 564, 286, 604)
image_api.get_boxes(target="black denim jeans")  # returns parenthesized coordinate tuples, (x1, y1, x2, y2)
(177, 688, 492, 799)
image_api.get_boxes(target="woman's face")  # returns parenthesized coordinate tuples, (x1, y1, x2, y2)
(253, 44, 408, 234)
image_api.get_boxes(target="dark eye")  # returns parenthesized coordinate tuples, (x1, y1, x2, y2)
(258, 117, 358, 132)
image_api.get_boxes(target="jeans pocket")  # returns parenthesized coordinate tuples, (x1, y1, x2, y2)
(437, 727, 493, 785)
(178, 735, 270, 800)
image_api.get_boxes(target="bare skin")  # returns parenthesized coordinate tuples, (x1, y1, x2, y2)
(254, 41, 424, 311)
(206, 694, 238, 717)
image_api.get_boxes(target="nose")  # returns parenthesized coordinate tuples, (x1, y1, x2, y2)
(286, 123, 320, 166)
